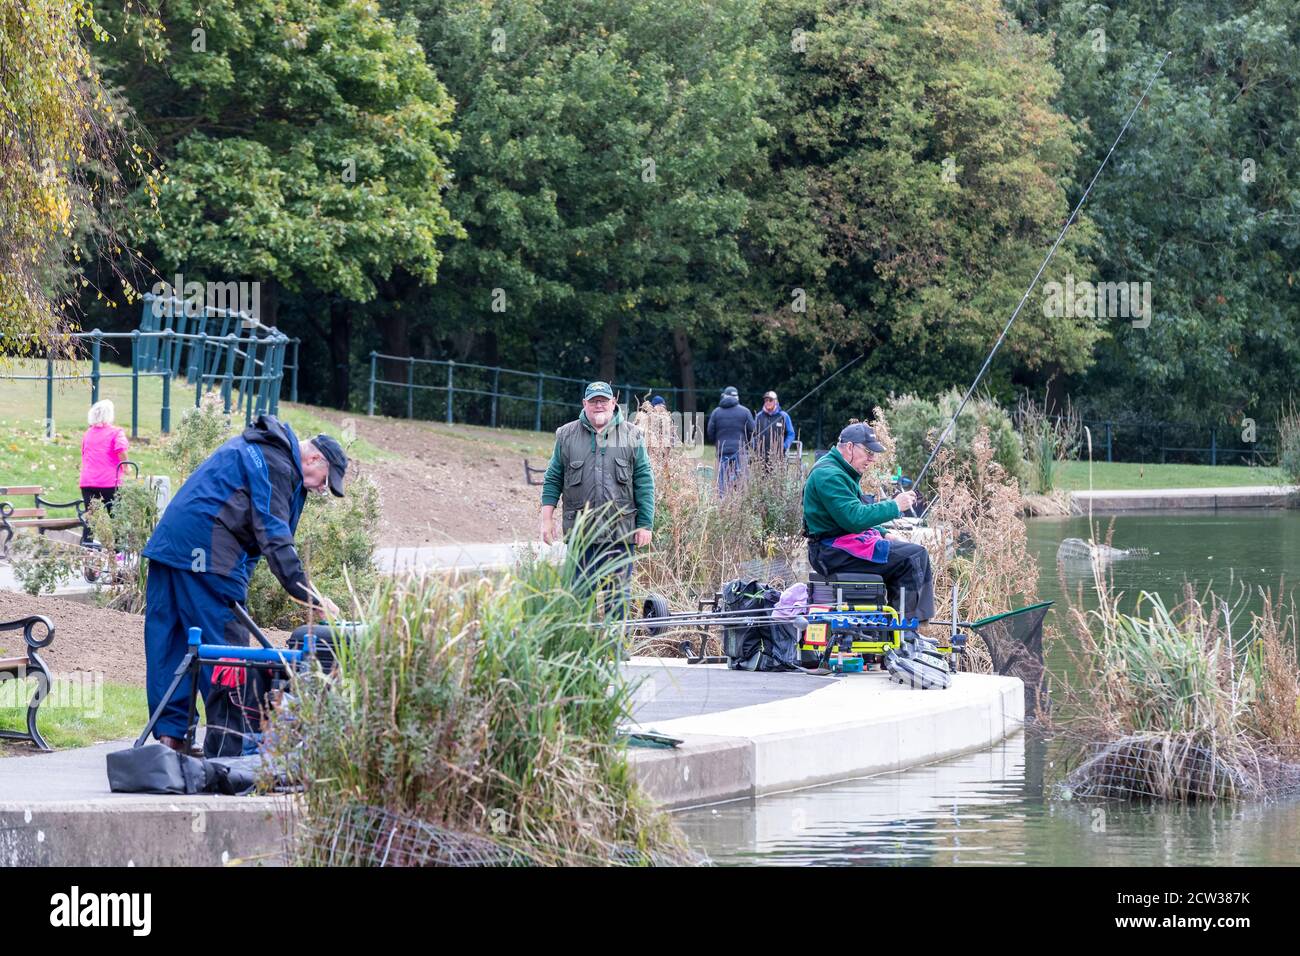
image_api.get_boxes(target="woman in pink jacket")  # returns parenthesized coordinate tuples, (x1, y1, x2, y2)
(80, 399, 130, 542)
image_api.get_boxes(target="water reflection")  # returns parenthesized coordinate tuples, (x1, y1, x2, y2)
(677, 734, 1300, 866)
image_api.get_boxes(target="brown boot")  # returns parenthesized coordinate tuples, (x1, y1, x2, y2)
(158, 735, 186, 753)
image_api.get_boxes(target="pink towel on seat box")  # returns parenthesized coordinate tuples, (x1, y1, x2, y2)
(829, 529, 890, 563)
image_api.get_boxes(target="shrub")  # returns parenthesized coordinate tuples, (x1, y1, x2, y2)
(1017, 390, 1080, 493)
(270, 520, 690, 866)
(10, 534, 81, 596)
(245, 472, 382, 628)
(886, 389, 1026, 487)
(164, 391, 233, 481)
(1048, 580, 1300, 802)
(86, 480, 160, 612)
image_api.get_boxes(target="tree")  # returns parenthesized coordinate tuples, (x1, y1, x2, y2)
(736, 0, 1102, 415)
(388, 0, 774, 410)
(1011, 0, 1300, 427)
(0, 1, 153, 351)
(96, 0, 462, 406)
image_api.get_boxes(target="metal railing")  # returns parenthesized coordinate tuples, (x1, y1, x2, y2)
(1, 296, 299, 438)
(366, 352, 726, 433)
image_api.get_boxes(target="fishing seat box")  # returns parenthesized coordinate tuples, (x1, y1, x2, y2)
(808, 571, 886, 606)
(800, 572, 897, 665)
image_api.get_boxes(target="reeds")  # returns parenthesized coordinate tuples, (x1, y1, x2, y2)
(1047, 572, 1300, 802)
(271, 518, 691, 866)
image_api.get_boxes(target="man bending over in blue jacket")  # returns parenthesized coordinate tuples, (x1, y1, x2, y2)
(141, 415, 348, 752)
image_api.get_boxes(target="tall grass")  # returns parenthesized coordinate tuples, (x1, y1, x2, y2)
(1048, 569, 1300, 802)
(1017, 389, 1080, 493)
(271, 518, 690, 866)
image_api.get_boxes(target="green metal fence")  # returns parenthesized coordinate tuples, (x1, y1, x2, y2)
(367, 352, 722, 433)
(2, 295, 298, 438)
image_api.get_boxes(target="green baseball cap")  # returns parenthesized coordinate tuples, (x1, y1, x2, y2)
(584, 381, 614, 401)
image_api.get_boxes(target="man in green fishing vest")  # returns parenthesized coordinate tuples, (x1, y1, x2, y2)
(539, 382, 655, 628)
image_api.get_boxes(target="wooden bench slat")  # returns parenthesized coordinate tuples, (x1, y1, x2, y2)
(0, 657, 32, 670)
(0, 486, 43, 496)
(5, 509, 46, 518)
(8, 518, 82, 529)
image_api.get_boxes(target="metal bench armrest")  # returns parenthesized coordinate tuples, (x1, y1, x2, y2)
(0, 615, 56, 651)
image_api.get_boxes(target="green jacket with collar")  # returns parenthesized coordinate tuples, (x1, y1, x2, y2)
(541, 407, 654, 541)
(802, 446, 900, 537)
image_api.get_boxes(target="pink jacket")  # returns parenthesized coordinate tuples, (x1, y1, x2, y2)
(80, 424, 129, 488)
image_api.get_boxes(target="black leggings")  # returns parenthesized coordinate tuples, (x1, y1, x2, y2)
(80, 487, 117, 540)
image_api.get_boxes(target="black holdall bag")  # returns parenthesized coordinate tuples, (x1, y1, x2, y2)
(720, 578, 798, 672)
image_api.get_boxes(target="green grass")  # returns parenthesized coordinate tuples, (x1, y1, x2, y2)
(0, 358, 389, 512)
(0, 680, 147, 752)
(1053, 460, 1286, 491)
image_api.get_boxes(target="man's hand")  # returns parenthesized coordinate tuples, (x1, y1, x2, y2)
(306, 590, 341, 622)
(540, 506, 559, 545)
(634, 528, 652, 548)
(893, 490, 917, 513)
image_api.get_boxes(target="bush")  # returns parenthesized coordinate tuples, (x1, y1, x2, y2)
(1017, 390, 1080, 493)
(10, 534, 81, 595)
(86, 480, 160, 613)
(245, 472, 382, 628)
(886, 389, 1026, 488)
(271, 521, 690, 866)
(164, 391, 234, 481)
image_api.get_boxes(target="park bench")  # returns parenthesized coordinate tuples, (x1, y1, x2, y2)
(0, 485, 90, 558)
(523, 459, 547, 486)
(0, 614, 56, 751)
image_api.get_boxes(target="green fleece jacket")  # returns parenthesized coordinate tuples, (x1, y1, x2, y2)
(540, 408, 655, 529)
(802, 446, 900, 536)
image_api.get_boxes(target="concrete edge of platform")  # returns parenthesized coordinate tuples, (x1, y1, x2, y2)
(629, 676, 1024, 811)
(1069, 485, 1298, 514)
(0, 797, 290, 866)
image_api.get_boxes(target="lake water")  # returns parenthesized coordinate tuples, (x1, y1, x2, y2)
(677, 510, 1300, 866)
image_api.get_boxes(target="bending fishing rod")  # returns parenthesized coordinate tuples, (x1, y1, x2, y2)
(911, 51, 1171, 518)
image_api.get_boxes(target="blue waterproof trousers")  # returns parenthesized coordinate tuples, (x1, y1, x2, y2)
(144, 562, 249, 740)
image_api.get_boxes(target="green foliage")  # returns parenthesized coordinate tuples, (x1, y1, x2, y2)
(9, 535, 82, 596)
(1018, 391, 1080, 493)
(1009, 0, 1300, 424)
(887, 390, 1027, 487)
(391, 0, 774, 375)
(163, 392, 234, 481)
(272, 519, 688, 865)
(86, 481, 160, 612)
(97, 0, 461, 303)
(1277, 400, 1300, 485)
(245, 473, 382, 628)
(0, 1, 153, 347)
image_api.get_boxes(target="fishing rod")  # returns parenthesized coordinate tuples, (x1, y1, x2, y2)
(912, 52, 1171, 518)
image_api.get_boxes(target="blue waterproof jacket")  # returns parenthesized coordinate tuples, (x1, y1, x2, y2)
(142, 415, 310, 602)
(706, 395, 755, 457)
(754, 406, 795, 452)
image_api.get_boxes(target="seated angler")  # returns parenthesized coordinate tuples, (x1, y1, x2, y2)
(801, 422, 935, 623)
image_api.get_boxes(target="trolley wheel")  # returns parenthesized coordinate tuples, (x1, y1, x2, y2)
(641, 593, 670, 637)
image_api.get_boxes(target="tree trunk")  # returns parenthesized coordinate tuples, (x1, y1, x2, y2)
(328, 298, 351, 409)
(599, 317, 620, 383)
(672, 326, 697, 415)
(375, 308, 410, 382)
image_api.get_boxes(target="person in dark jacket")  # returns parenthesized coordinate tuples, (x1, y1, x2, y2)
(539, 382, 655, 638)
(706, 386, 754, 495)
(753, 390, 795, 468)
(140, 415, 348, 752)
(802, 422, 934, 621)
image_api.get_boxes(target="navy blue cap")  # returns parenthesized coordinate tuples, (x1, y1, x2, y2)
(838, 423, 885, 453)
(312, 433, 349, 497)
(651, 395, 666, 406)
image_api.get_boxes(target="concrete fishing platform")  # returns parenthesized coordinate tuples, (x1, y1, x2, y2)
(0, 659, 1020, 864)
(1070, 485, 1296, 513)
(622, 658, 1023, 810)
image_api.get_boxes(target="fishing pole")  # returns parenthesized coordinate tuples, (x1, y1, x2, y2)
(912, 51, 1171, 516)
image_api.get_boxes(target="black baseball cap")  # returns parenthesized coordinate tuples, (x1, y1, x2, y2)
(312, 433, 349, 497)
(838, 422, 885, 453)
